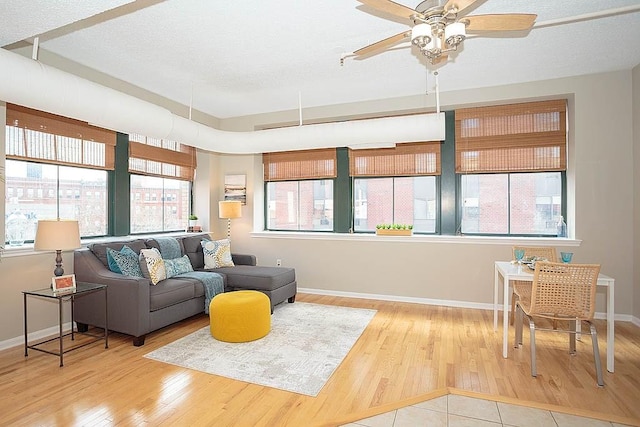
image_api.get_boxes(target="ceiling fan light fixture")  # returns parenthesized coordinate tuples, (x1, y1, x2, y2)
(427, 34, 441, 49)
(411, 23, 432, 48)
(444, 21, 466, 47)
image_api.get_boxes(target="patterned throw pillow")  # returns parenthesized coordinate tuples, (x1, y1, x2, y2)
(164, 255, 194, 278)
(106, 246, 144, 278)
(201, 239, 234, 269)
(139, 248, 167, 285)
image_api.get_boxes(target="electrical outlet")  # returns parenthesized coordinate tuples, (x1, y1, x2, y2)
(276, 259, 282, 266)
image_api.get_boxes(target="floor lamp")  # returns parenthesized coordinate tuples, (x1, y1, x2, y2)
(218, 200, 242, 239)
(34, 219, 81, 279)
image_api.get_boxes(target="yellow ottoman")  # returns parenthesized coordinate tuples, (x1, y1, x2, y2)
(209, 290, 271, 342)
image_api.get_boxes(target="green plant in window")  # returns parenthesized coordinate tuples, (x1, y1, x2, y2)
(189, 214, 198, 220)
(375, 223, 413, 231)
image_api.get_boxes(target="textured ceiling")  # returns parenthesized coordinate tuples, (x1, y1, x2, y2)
(2, 0, 640, 119)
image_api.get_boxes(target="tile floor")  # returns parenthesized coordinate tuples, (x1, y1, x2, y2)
(341, 394, 635, 427)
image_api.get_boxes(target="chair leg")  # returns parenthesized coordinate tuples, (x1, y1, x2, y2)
(510, 292, 517, 325)
(529, 318, 537, 378)
(589, 322, 604, 387)
(515, 304, 523, 348)
(569, 319, 577, 354)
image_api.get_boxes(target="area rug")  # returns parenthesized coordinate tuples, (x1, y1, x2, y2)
(144, 302, 377, 396)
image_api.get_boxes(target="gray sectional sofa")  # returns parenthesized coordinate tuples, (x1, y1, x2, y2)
(73, 233, 297, 346)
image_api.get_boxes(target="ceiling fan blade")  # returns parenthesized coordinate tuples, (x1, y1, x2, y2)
(464, 14, 537, 32)
(354, 30, 411, 57)
(357, 0, 423, 20)
(443, 0, 481, 15)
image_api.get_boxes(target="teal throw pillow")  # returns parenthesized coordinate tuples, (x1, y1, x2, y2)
(106, 246, 144, 278)
(164, 255, 194, 278)
(106, 245, 138, 274)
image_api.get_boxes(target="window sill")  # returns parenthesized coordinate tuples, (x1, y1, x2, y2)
(250, 231, 582, 246)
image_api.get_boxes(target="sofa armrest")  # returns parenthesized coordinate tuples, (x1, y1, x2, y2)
(231, 253, 256, 266)
(73, 248, 151, 337)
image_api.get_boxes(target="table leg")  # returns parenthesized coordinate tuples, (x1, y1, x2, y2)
(59, 298, 64, 367)
(493, 267, 499, 331)
(607, 279, 615, 373)
(104, 287, 109, 349)
(502, 273, 510, 358)
(23, 293, 28, 357)
(71, 295, 75, 341)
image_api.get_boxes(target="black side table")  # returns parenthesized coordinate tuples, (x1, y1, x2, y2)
(23, 282, 108, 366)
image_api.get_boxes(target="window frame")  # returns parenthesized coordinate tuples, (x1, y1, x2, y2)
(351, 175, 440, 234)
(129, 173, 192, 235)
(4, 158, 110, 241)
(455, 171, 566, 237)
(265, 178, 335, 232)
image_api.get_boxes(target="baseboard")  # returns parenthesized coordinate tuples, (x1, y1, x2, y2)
(298, 287, 634, 323)
(0, 322, 73, 352)
(299, 287, 493, 311)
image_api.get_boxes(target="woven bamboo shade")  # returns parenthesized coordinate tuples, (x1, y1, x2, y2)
(128, 133, 197, 181)
(349, 142, 441, 177)
(6, 103, 116, 170)
(455, 100, 567, 173)
(263, 148, 337, 181)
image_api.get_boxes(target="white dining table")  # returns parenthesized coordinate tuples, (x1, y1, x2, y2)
(493, 261, 615, 373)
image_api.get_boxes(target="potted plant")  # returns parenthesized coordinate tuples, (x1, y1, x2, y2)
(188, 214, 198, 227)
(375, 223, 413, 236)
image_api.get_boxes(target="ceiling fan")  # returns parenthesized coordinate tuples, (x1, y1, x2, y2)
(353, 0, 536, 64)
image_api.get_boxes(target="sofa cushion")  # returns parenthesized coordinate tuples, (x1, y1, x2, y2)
(106, 246, 144, 278)
(202, 239, 234, 269)
(90, 239, 147, 268)
(149, 277, 202, 311)
(164, 255, 194, 278)
(212, 265, 295, 292)
(181, 233, 211, 269)
(145, 237, 184, 259)
(139, 248, 167, 285)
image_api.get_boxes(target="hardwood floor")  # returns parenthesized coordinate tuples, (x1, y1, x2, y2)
(1, 293, 639, 426)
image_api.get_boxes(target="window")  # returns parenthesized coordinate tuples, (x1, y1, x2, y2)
(353, 177, 437, 232)
(266, 180, 334, 230)
(455, 100, 567, 236)
(128, 134, 196, 233)
(4, 104, 114, 241)
(4, 161, 109, 240)
(130, 174, 190, 233)
(264, 149, 336, 231)
(460, 172, 562, 235)
(350, 142, 441, 233)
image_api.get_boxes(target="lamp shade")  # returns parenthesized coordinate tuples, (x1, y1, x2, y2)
(218, 201, 242, 219)
(34, 219, 81, 251)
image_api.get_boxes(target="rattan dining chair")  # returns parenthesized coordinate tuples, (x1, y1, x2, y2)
(510, 246, 558, 325)
(514, 261, 603, 386)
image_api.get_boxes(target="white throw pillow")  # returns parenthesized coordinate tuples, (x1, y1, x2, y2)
(139, 248, 167, 285)
(201, 239, 234, 269)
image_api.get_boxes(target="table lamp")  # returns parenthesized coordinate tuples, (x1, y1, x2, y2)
(218, 200, 242, 239)
(34, 219, 81, 277)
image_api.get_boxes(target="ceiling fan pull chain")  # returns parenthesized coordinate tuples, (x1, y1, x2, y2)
(425, 66, 429, 96)
(434, 71, 440, 114)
